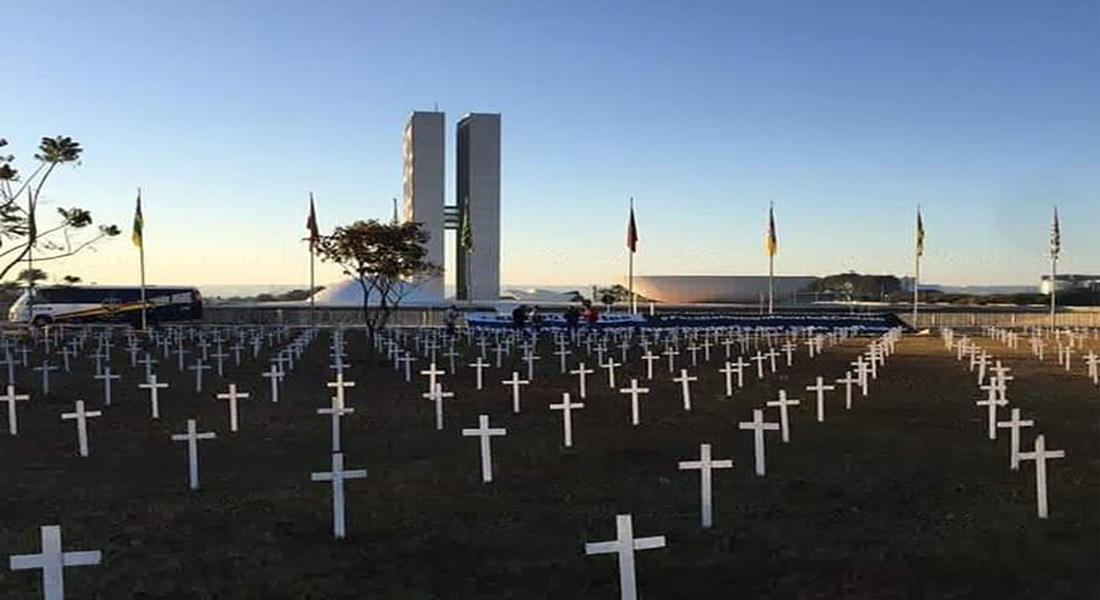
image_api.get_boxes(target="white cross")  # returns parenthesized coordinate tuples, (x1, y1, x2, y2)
(468, 356, 489, 390)
(618, 378, 650, 426)
(549, 392, 585, 448)
(750, 351, 767, 379)
(34, 361, 58, 395)
(678, 443, 733, 529)
(420, 362, 446, 394)
(60, 400, 101, 457)
(996, 408, 1034, 471)
(852, 356, 871, 396)
(216, 384, 250, 432)
(765, 348, 780, 373)
(522, 349, 541, 380)
(975, 385, 1007, 441)
(835, 371, 859, 410)
(170, 419, 217, 490)
(766, 390, 801, 443)
(261, 363, 284, 403)
(422, 382, 454, 430)
(640, 351, 659, 380)
(1018, 434, 1066, 519)
(326, 372, 356, 407)
(805, 376, 836, 423)
(92, 366, 120, 407)
(718, 362, 737, 397)
(310, 452, 368, 539)
(662, 346, 679, 373)
(138, 375, 169, 419)
(782, 341, 796, 366)
(318, 395, 355, 453)
(188, 359, 211, 394)
(1, 384, 30, 435)
(462, 414, 507, 483)
(738, 408, 780, 476)
(571, 362, 594, 399)
(584, 514, 667, 600)
(554, 346, 572, 374)
(8, 524, 102, 600)
(397, 352, 417, 382)
(502, 371, 530, 414)
(1084, 351, 1098, 385)
(673, 369, 697, 411)
(602, 358, 622, 389)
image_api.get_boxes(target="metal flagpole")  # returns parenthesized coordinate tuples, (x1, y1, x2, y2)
(628, 197, 637, 315)
(768, 254, 774, 315)
(138, 188, 147, 331)
(1050, 253, 1057, 329)
(912, 248, 920, 328)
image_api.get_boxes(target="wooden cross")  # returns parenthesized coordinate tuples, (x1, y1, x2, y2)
(170, 419, 217, 490)
(8, 524, 101, 600)
(1018, 434, 1066, 519)
(766, 390, 800, 443)
(618, 378, 650, 426)
(750, 352, 768, 379)
(1, 384, 30, 435)
(461, 414, 507, 483)
(261, 363, 284, 403)
(549, 392, 585, 448)
(835, 371, 859, 410)
(61, 400, 101, 457)
(138, 375, 169, 419)
(318, 396, 355, 452)
(467, 356, 489, 390)
(996, 407, 1034, 471)
(326, 373, 356, 407)
(641, 351, 659, 380)
(678, 443, 733, 528)
(420, 362, 445, 395)
(673, 369, 697, 411)
(570, 362, 594, 399)
(584, 514, 666, 600)
(602, 358, 622, 389)
(738, 408, 780, 476)
(310, 452, 368, 539)
(502, 371, 530, 414)
(216, 384, 250, 432)
(805, 376, 836, 423)
(975, 384, 1008, 440)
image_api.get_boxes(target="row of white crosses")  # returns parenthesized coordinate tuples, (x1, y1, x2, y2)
(990, 325, 1100, 386)
(944, 329, 1068, 518)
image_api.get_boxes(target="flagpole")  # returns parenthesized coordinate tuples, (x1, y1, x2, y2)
(768, 254, 774, 315)
(138, 188, 147, 331)
(1050, 252, 1057, 329)
(912, 205, 920, 328)
(309, 244, 316, 327)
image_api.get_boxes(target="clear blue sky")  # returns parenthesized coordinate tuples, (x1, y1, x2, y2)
(4, 0, 1098, 288)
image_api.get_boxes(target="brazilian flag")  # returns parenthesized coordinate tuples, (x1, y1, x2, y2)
(132, 191, 143, 248)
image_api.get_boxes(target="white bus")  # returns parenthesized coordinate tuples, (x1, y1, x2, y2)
(7, 286, 203, 327)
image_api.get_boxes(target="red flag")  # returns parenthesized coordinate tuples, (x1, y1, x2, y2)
(626, 204, 638, 253)
(306, 194, 320, 250)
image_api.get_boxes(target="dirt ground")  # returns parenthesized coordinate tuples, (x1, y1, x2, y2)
(1, 327, 1098, 599)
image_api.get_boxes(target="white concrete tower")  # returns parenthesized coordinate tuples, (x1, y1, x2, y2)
(456, 113, 501, 301)
(402, 111, 446, 299)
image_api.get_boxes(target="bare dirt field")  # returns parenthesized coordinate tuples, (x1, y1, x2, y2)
(1, 328, 1097, 599)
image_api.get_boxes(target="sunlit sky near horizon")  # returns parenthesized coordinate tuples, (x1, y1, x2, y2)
(4, 0, 1098, 289)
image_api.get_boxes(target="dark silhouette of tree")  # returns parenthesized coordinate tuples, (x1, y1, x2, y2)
(0, 136, 120, 280)
(316, 219, 440, 343)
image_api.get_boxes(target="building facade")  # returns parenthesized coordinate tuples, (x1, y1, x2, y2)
(401, 111, 446, 299)
(456, 113, 502, 301)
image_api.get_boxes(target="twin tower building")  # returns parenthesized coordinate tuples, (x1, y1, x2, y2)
(401, 111, 501, 301)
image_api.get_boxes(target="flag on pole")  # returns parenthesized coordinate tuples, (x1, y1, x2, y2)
(626, 201, 638, 253)
(131, 190, 143, 248)
(765, 204, 777, 257)
(916, 208, 925, 257)
(460, 201, 474, 253)
(306, 193, 320, 251)
(1049, 207, 1060, 259)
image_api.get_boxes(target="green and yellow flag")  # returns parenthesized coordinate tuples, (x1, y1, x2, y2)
(132, 190, 143, 248)
(765, 204, 778, 257)
(460, 201, 474, 253)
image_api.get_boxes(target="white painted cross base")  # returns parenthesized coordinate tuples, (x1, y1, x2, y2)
(584, 514, 667, 600)
(8, 524, 102, 600)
